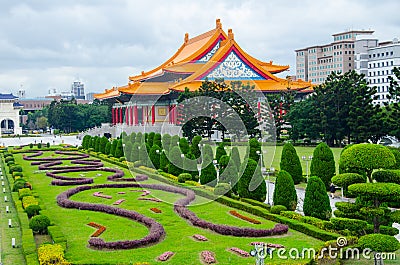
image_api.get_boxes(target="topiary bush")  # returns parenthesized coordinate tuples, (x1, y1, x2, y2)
(303, 176, 332, 220)
(130, 143, 140, 162)
(272, 170, 297, 210)
(214, 183, 232, 197)
(25, 205, 41, 218)
(159, 150, 169, 172)
(29, 215, 51, 234)
(199, 155, 217, 187)
(9, 165, 22, 174)
(167, 146, 183, 176)
(331, 173, 366, 197)
(248, 138, 261, 162)
(310, 142, 336, 190)
(270, 205, 287, 214)
(183, 153, 198, 179)
(330, 217, 368, 234)
(340, 143, 396, 182)
(179, 138, 190, 154)
(372, 169, 400, 184)
(149, 144, 161, 169)
(280, 143, 303, 184)
(13, 179, 27, 192)
(18, 188, 32, 199)
(178, 173, 192, 183)
(153, 133, 162, 148)
(358, 233, 399, 253)
(161, 134, 171, 152)
(190, 135, 202, 159)
(238, 158, 266, 202)
(215, 143, 227, 163)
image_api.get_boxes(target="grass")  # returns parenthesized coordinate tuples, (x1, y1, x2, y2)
(0, 157, 26, 265)
(13, 150, 324, 265)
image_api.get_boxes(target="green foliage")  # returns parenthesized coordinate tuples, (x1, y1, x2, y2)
(124, 141, 132, 160)
(202, 144, 214, 161)
(29, 143, 33, 149)
(303, 176, 332, 220)
(214, 183, 232, 197)
(358, 234, 399, 252)
(153, 133, 162, 148)
(12, 178, 27, 192)
(280, 143, 303, 184)
(178, 173, 192, 183)
(348, 182, 400, 202)
(248, 138, 261, 162)
(179, 137, 190, 154)
(270, 205, 287, 214)
(99, 136, 108, 154)
(94, 136, 100, 152)
(161, 134, 171, 152)
(105, 141, 111, 155)
(231, 146, 241, 171)
(135, 132, 143, 144)
(310, 142, 336, 190)
(82, 135, 91, 149)
(110, 140, 118, 157)
(273, 170, 297, 210)
(388, 147, 400, 169)
(170, 135, 180, 151)
(149, 144, 161, 169)
(190, 135, 202, 159)
(18, 188, 32, 199)
(138, 143, 149, 166)
(238, 158, 266, 202)
(340, 143, 396, 182)
(331, 173, 366, 197)
(147, 132, 155, 147)
(114, 139, 124, 158)
(167, 146, 183, 176)
(200, 155, 217, 187)
(215, 143, 227, 163)
(29, 215, 51, 234)
(330, 217, 368, 234)
(159, 150, 169, 172)
(9, 164, 22, 174)
(25, 205, 41, 218)
(130, 143, 140, 162)
(183, 153, 198, 179)
(37, 142, 42, 149)
(372, 169, 400, 184)
(5, 156, 14, 163)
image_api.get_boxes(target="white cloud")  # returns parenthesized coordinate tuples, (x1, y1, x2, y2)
(0, 0, 398, 97)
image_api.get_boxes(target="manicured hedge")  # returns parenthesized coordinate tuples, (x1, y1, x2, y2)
(330, 217, 368, 233)
(358, 234, 400, 252)
(48, 226, 67, 249)
(372, 169, 400, 184)
(22, 228, 37, 255)
(270, 205, 287, 214)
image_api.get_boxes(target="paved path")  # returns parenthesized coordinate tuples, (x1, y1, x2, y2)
(0, 135, 82, 147)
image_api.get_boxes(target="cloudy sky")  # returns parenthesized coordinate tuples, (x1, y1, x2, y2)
(0, 0, 399, 98)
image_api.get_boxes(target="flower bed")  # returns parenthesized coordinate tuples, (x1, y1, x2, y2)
(113, 199, 125, 205)
(201, 250, 216, 264)
(137, 197, 162, 203)
(229, 247, 250, 257)
(157, 251, 174, 261)
(250, 242, 285, 248)
(130, 189, 150, 196)
(193, 234, 208, 241)
(87, 222, 106, 237)
(229, 210, 261, 224)
(150, 208, 162, 213)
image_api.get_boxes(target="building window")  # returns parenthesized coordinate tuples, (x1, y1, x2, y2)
(391, 51, 394, 55)
(391, 61, 394, 66)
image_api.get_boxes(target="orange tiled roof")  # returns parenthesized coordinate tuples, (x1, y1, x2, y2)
(94, 87, 120, 100)
(118, 82, 170, 95)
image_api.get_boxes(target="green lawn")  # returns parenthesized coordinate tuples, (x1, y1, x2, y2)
(14, 150, 324, 265)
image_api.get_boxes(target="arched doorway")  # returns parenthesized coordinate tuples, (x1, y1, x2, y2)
(1, 119, 14, 134)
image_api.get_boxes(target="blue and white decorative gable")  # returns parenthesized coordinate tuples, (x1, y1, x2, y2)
(203, 50, 266, 80)
(197, 41, 220, 63)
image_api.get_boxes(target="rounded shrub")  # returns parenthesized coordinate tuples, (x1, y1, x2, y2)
(153, 133, 162, 148)
(230, 147, 241, 172)
(12, 172, 24, 178)
(5, 156, 14, 163)
(159, 151, 169, 172)
(310, 142, 336, 190)
(214, 183, 232, 197)
(9, 165, 22, 174)
(238, 158, 266, 202)
(183, 153, 198, 179)
(273, 170, 297, 210)
(170, 135, 180, 151)
(190, 135, 202, 159)
(199, 155, 217, 187)
(178, 173, 192, 183)
(105, 141, 111, 155)
(147, 132, 155, 147)
(331, 173, 366, 197)
(388, 147, 400, 169)
(215, 143, 227, 163)
(29, 215, 51, 234)
(280, 143, 303, 184)
(37, 143, 42, 149)
(25, 205, 41, 218)
(330, 217, 368, 234)
(179, 138, 190, 154)
(149, 144, 161, 169)
(167, 146, 183, 176)
(358, 234, 400, 252)
(270, 205, 287, 214)
(12, 179, 27, 192)
(161, 134, 171, 152)
(303, 176, 332, 220)
(248, 138, 261, 162)
(372, 170, 400, 184)
(130, 143, 140, 162)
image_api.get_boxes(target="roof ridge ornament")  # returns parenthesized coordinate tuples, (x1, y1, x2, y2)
(184, 33, 189, 43)
(216, 19, 222, 29)
(228, 29, 234, 40)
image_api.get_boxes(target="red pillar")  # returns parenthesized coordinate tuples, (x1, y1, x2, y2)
(125, 107, 129, 124)
(129, 106, 133, 125)
(134, 106, 138, 125)
(115, 108, 118, 124)
(119, 107, 122, 124)
(111, 108, 115, 125)
(152, 105, 155, 125)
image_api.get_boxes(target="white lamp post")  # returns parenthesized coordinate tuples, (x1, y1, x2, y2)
(301, 155, 313, 182)
(267, 167, 275, 205)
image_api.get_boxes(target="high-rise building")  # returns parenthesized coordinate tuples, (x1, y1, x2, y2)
(295, 30, 374, 84)
(71, 80, 85, 99)
(355, 38, 400, 105)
